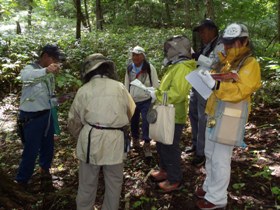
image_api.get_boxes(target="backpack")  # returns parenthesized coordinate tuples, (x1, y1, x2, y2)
(127, 60, 153, 87)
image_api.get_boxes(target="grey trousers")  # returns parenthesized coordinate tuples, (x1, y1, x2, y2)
(188, 88, 207, 156)
(156, 124, 185, 183)
(76, 161, 124, 210)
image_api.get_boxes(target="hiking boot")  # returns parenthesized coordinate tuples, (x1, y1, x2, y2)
(196, 199, 226, 210)
(143, 142, 152, 157)
(192, 155, 205, 167)
(185, 145, 196, 154)
(151, 169, 167, 182)
(195, 186, 206, 198)
(158, 180, 183, 193)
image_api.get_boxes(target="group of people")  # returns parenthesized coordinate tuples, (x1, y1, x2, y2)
(16, 19, 261, 210)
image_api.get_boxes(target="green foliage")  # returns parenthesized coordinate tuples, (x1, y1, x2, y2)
(232, 182, 245, 193)
(254, 56, 280, 107)
(271, 186, 280, 201)
(251, 166, 273, 180)
(132, 196, 157, 209)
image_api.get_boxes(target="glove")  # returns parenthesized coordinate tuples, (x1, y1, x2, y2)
(148, 90, 157, 103)
(198, 69, 216, 89)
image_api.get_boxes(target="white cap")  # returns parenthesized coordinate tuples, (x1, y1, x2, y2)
(131, 46, 145, 54)
(223, 23, 249, 40)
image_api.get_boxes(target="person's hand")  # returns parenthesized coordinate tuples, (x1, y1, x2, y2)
(198, 69, 216, 89)
(46, 63, 61, 74)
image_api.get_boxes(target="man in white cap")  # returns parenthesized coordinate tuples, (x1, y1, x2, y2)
(195, 23, 261, 209)
(124, 45, 159, 158)
(68, 53, 135, 210)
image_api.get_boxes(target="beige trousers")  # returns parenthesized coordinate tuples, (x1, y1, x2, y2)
(76, 161, 124, 210)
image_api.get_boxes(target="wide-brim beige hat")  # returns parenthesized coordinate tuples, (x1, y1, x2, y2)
(83, 53, 115, 76)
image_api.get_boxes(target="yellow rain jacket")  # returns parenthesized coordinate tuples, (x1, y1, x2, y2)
(155, 59, 196, 124)
(206, 47, 261, 118)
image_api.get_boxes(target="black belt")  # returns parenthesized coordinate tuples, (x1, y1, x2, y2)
(86, 123, 124, 164)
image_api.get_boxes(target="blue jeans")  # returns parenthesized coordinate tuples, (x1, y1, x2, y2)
(156, 124, 185, 183)
(131, 98, 151, 143)
(189, 88, 207, 156)
(16, 110, 54, 184)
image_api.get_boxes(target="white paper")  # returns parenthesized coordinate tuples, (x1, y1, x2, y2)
(185, 68, 213, 100)
(130, 79, 148, 91)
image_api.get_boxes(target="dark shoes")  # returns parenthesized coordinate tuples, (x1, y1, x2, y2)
(192, 155, 205, 167)
(196, 199, 226, 210)
(158, 180, 183, 193)
(195, 186, 206, 198)
(185, 145, 196, 154)
(151, 169, 167, 182)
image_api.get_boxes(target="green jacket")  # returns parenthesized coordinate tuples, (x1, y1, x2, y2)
(155, 59, 196, 124)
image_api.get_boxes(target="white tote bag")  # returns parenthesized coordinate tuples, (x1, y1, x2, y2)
(149, 92, 175, 145)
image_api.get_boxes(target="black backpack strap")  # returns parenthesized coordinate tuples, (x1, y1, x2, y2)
(142, 60, 152, 86)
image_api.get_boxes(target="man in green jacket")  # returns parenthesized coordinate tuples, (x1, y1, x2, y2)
(148, 35, 196, 192)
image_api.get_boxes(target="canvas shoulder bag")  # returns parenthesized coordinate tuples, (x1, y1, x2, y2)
(207, 99, 248, 147)
(148, 92, 175, 145)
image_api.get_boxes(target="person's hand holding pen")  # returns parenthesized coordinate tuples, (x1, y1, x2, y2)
(46, 63, 61, 74)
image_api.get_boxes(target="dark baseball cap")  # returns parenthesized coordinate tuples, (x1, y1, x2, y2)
(41, 44, 64, 61)
(193, 18, 218, 32)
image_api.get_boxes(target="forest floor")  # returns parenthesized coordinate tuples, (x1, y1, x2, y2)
(0, 94, 279, 210)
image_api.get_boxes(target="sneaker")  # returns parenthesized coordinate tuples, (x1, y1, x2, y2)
(195, 186, 206, 198)
(192, 155, 205, 167)
(150, 169, 167, 182)
(185, 145, 196, 154)
(143, 142, 152, 157)
(196, 199, 226, 210)
(158, 180, 183, 193)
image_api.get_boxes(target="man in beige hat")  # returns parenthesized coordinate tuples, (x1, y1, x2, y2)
(68, 53, 135, 210)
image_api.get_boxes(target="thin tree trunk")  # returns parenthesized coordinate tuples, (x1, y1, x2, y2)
(185, 0, 191, 29)
(164, 1, 171, 25)
(278, 0, 280, 42)
(27, 0, 33, 27)
(76, 0, 82, 39)
(84, 0, 91, 32)
(96, 0, 103, 30)
(205, 0, 214, 19)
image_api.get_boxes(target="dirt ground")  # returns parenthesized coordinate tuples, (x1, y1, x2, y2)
(0, 94, 279, 210)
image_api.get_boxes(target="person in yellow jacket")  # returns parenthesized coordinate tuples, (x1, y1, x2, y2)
(148, 35, 196, 192)
(195, 23, 261, 210)
(68, 53, 135, 210)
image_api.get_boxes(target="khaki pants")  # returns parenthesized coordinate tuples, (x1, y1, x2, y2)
(76, 161, 124, 210)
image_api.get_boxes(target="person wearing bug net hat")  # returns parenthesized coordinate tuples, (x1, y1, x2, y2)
(195, 23, 261, 210)
(68, 53, 135, 210)
(147, 35, 196, 192)
(185, 19, 224, 168)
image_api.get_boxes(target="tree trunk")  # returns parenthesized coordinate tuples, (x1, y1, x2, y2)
(16, 21, 21, 34)
(27, 0, 33, 27)
(75, 0, 82, 39)
(84, 0, 91, 32)
(205, 0, 214, 19)
(185, 0, 191, 29)
(96, 0, 103, 30)
(164, 1, 171, 25)
(278, 0, 280, 42)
